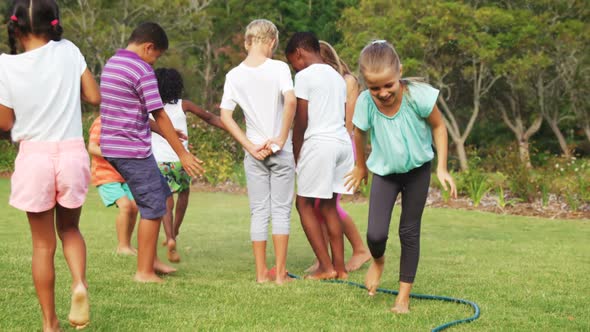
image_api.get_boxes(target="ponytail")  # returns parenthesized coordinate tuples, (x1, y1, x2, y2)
(6, 0, 63, 54)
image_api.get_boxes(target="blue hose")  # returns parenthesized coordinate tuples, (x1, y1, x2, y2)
(287, 273, 480, 332)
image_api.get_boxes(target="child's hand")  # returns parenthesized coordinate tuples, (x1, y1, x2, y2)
(179, 151, 205, 177)
(265, 138, 284, 154)
(248, 143, 272, 160)
(436, 168, 457, 199)
(345, 166, 368, 192)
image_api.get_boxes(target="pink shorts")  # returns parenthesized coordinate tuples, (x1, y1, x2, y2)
(10, 139, 90, 212)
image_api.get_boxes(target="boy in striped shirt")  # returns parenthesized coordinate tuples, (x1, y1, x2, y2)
(99, 22, 203, 283)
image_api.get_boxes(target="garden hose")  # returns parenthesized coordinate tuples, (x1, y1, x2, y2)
(287, 273, 480, 332)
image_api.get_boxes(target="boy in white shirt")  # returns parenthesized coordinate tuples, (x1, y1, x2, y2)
(286, 32, 353, 280)
(220, 19, 296, 284)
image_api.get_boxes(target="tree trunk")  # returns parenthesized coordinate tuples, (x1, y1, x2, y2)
(518, 139, 533, 169)
(456, 140, 468, 172)
(584, 125, 590, 144)
(547, 118, 571, 158)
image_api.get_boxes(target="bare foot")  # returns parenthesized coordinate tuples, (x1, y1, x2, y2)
(68, 284, 89, 330)
(43, 320, 61, 332)
(167, 239, 181, 263)
(391, 300, 410, 314)
(345, 251, 371, 272)
(256, 268, 270, 283)
(337, 271, 349, 280)
(275, 275, 296, 285)
(303, 260, 320, 274)
(116, 246, 137, 256)
(304, 269, 337, 280)
(154, 258, 177, 274)
(269, 266, 295, 285)
(365, 259, 384, 296)
(134, 272, 164, 283)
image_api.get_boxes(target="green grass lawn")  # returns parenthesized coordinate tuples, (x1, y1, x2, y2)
(0, 178, 588, 331)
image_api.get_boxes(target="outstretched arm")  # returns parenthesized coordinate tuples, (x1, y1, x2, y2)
(152, 108, 204, 177)
(183, 100, 226, 131)
(428, 105, 457, 198)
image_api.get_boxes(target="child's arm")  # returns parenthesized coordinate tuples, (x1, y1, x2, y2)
(344, 75, 360, 134)
(292, 98, 308, 164)
(0, 105, 14, 133)
(182, 100, 226, 131)
(149, 119, 188, 141)
(80, 69, 101, 106)
(87, 140, 102, 157)
(220, 109, 270, 160)
(267, 90, 296, 152)
(345, 127, 369, 192)
(428, 105, 457, 198)
(152, 109, 204, 177)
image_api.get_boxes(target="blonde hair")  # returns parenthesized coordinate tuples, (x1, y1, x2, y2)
(244, 19, 279, 51)
(319, 40, 360, 91)
(359, 40, 401, 77)
(359, 40, 424, 86)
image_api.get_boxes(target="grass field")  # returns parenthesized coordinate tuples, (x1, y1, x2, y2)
(0, 178, 588, 331)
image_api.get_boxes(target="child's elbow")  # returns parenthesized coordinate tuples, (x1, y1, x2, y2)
(87, 94, 101, 106)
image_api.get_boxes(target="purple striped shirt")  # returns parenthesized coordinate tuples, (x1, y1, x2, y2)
(99, 49, 164, 158)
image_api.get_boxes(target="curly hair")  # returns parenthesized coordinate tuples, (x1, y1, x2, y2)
(155, 68, 183, 104)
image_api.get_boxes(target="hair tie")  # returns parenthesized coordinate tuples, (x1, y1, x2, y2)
(10, 15, 18, 22)
(51, 19, 59, 26)
(371, 39, 387, 44)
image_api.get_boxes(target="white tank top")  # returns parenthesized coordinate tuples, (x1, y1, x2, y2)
(151, 100, 188, 162)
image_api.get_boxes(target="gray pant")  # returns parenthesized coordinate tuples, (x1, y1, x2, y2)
(244, 151, 295, 241)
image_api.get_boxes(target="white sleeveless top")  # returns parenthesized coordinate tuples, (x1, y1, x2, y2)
(151, 100, 189, 162)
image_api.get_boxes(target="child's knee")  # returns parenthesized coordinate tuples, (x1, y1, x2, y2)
(318, 199, 337, 216)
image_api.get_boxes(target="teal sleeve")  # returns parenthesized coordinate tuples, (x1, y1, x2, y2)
(410, 83, 439, 118)
(352, 91, 371, 131)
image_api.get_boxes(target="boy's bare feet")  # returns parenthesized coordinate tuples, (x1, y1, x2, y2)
(304, 269, 337, 280)
(336, 271, 348, 280)
(154, 258, 177, 274)
(256, 268, 270, 283)
(345, 251, 371, 272)
(43, 319, 61, 332)
(275, 274, 296, 285)
(365, 257, 384, 296)
(391, 298, 410, 314)
(134, 272, 164, 283)
(68, 284, 89, 330)
(116, 246, 137, 256)
(303, 260, 319, 274)
(167, 239, 180, 263)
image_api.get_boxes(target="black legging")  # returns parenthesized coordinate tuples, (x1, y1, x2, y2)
(367, 161, 431, 283)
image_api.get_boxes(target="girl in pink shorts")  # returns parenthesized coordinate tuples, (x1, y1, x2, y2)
(0, 1, 100, 331)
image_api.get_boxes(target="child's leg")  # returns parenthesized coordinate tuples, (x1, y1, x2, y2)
(296, 196, 336, 279)
(115, 196, 137, 255)
(54, 205, 89, 328)
(269, 153, 295, 284)
(163, 195, 180, 263)
(319, 196, 346, 279)
(27, 209, 60, 332)
(136, 217, 164, 282)
(365, 173, 401, 295)
(173, 189, 190, 237)
(393, 162, 430, 313)
(338, 197, 371, 272)
(244, 155, 272, 282)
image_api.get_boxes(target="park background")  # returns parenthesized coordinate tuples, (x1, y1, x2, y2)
(0, 0, 588, 217)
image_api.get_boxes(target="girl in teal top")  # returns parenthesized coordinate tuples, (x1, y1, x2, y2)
(345, 40, 457, 314)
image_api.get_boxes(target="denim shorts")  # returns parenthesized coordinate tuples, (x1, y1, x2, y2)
(106, 154, 171, 220)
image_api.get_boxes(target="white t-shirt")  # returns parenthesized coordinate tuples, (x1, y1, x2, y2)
(150, 100, 189, 162)
(0, 39, 87, 142)
(294, 64, 349, 143)
(220, 59, 294, 152)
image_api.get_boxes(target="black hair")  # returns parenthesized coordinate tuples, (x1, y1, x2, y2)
(285, 32, 320, 56)
(7, 0, 63, 54)
(155, 68, 183, 104)
(128, 22, 169, 51)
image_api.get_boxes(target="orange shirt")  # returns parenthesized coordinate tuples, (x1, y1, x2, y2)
(89, 117, 126, 186)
